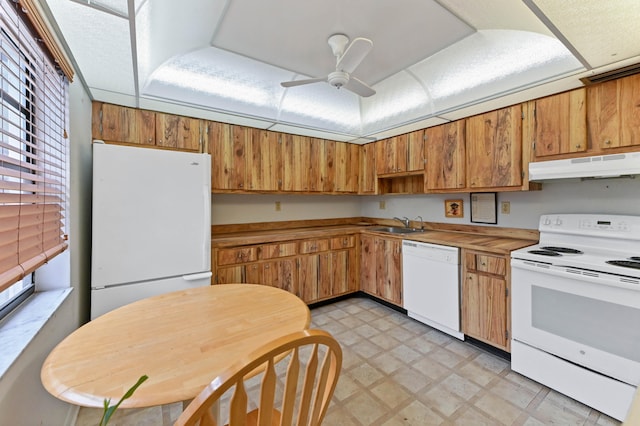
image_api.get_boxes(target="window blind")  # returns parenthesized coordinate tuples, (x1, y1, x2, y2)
(0, 0, 68, 292)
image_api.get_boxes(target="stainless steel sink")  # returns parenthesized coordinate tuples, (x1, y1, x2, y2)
(369, 226, 425, 234)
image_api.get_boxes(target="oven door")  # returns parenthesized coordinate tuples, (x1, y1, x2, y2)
(511, 258, 640, 386)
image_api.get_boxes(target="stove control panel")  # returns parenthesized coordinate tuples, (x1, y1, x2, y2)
(539, 214, 639, 239)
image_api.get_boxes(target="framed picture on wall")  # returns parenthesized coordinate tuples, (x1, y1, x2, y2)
(470, 192, 497, 224)
(444, 199, 464, 218)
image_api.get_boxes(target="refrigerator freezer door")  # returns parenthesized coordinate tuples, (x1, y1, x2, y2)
(92, 143, 211, 288)
(90, 272, 212, 319)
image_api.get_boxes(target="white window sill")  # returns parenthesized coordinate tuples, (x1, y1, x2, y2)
(0, 288, 72, 379)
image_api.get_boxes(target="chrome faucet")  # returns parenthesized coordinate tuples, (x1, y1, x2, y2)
(393, 216, 410, 228)
(416, 215, 424, 230)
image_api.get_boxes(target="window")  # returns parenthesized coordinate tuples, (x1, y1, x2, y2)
(0, 0, 69, 319)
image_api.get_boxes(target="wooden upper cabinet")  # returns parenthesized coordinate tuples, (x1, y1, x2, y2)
(92, 102, 155, 145)
(308, 138, 335, 192)
(155, 112, 201, 151)
(466, 104, 523, 190)
(359, 143, 377, 194)
(282, 134, 311, 192)
(209, 122, 248, 191)
(406, 130, 425, 172)
(425, 120, 466, 191)
(526, 88, 587, 159)
(335, 142, 359, 192)
(588, 73, 640, 150)
(375, 132, 424, 176)
(246, 128, 280, 191)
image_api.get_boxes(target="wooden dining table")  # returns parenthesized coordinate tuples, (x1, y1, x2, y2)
(41, 284, 311, 408)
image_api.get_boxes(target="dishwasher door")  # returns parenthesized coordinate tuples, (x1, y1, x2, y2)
(402, 241, 463, 340)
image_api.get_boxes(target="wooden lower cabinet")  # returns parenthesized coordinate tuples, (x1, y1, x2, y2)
(360, 234, 402, 306)
(213, 234, 357, 304)
(461, 249, 511, 351)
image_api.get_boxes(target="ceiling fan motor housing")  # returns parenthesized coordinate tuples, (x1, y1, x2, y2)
(328, 71, 349, 88)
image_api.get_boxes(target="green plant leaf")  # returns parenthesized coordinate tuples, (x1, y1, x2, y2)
(99, 374, 149, 426)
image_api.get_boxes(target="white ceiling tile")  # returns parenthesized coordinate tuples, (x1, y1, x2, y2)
(531, 0, 640, 68)
(47, 0, 135, 96)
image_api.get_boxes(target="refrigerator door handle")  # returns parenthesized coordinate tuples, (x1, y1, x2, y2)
(183, 272, 213, 281)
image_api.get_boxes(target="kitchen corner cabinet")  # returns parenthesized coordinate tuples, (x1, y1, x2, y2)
(213, 234, 358, 304)
(465, 105, 523, 190)
(588, 73, 640, 151)
(525, 88, 587, 159)
(461, 249, 511, 352)
(424, 120, 466, 191)
(360, 234, 402, 306)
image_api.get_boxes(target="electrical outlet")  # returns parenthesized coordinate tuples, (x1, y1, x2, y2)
(379, 200, 386, 210)
(501, 201, 510, 214)
(275, 201, 281, 211)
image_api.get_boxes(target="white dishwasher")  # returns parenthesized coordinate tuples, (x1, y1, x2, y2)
(402, 240, 463, 340)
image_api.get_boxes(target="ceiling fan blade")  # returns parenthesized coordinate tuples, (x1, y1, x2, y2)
(344, 76, 376, 97)
(281, 77, 327, 88)
(337, 37, 373, 74)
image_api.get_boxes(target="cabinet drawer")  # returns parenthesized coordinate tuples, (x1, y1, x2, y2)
(330, 235, 356, 250)
(298, 239, 329, 254)
(217, 247, 257, 265)
(259, 242, 297, 260)
(466, 252, 506, 275)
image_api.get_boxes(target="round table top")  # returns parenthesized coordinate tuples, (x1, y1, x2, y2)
(41, 284, 310, 408)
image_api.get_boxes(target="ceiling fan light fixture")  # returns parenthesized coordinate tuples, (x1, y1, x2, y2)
(328, 71, 349, 89)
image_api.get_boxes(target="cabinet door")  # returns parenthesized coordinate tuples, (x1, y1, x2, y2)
(155, 112, 201, 151)
(216, 265, 244, 284)
(359, 234, 377, 295)
(210, 122, 247, 190)
(375, 138, 395, 175)
(93, 102, 155, 145)
(246, 129, 279, 191)
(331, 248, 357, 296)
(376, 238, 402, 305)
(588, 73, 640, 150)
(261, 259, 297, 295)
(335, 142, 359, 192)
(407, 130, 425, 172)
(425, 121, 466, 191)
(359, 143, 377, 194)
(282, 134, 311, 191)
(466, 105, 523, 189)
(308, 138, 326, 192)
(298, 255, 320, 303)
(462, 272, 508, 349)
(529, 89, 587, 158)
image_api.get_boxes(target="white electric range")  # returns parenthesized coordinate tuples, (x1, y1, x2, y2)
(510, 214, 640, 421)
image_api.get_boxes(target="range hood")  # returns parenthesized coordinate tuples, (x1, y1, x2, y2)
(529, 152, 640, 181)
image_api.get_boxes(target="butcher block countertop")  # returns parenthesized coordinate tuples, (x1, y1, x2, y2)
(211, 218, 538, 254)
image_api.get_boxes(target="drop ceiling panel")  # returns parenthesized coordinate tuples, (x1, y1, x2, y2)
(47, 0, 135, 96)
(531, 0, 640, 68)
(212, 0, 474, 85)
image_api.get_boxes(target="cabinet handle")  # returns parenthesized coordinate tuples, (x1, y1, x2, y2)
(604, 140, 611, 145)
(575, 144, 582, 149)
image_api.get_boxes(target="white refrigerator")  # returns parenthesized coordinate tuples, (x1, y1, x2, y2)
(91, 142, 212, 319)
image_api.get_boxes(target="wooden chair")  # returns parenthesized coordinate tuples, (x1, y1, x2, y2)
(174, 329, 342, 426)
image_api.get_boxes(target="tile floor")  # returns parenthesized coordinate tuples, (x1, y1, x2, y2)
(75, 296, 621, 425)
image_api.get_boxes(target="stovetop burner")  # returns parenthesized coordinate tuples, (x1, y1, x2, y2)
(540, 246, 583, 254)
(606, 260, 640, 270)
(528, 249, 562, 256)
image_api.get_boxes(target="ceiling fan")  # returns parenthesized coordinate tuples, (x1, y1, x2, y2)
(281, 34, 376, 97)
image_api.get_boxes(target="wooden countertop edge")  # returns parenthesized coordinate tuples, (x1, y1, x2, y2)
(211, 222, 538, 254)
